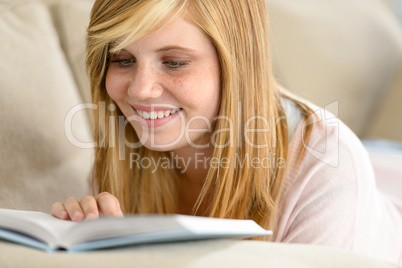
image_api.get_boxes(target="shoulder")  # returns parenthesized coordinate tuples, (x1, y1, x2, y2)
(276, 100, 376, 247)
(282, 99, 371, 181)
(277, 99, 402, 263)
(282, 100, 375, 202)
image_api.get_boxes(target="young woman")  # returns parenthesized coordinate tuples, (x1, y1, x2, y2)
(52, 0, 401, 265)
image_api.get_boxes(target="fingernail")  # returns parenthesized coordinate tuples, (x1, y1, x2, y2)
(59, 211, 67, 219)
(73, 212, 84, 222)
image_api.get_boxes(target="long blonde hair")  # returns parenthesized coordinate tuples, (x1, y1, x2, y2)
(86, 0, 314, 237)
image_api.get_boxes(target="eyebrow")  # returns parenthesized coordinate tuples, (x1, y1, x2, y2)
(114, 46, 196, 55)
(155, 46, 196, 53)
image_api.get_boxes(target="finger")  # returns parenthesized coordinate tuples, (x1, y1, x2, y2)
(80, 195, 99, 220)
(51, 202, 70, 220)
(96, 192, 124, 217)
(64, 197, 85, 222)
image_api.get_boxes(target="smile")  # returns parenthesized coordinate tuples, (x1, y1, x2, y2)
(136, 108, 181, 120)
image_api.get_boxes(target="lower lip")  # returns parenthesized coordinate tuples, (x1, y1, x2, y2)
(134, 109, 182, 128)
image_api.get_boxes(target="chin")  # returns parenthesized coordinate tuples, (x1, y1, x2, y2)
(138, 137, 186, 153)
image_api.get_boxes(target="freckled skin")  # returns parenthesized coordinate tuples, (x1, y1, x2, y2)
(106, 18, 221, 156)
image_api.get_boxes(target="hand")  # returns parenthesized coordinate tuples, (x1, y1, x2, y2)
(51, 192, 124, 222)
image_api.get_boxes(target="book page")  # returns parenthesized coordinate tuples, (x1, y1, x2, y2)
(62, 214, 271, 249)
(176, 215, 273, 236)
(0, 209, 76, 248)
(61, 215, 184, 247)
(0, 209, 272, 251)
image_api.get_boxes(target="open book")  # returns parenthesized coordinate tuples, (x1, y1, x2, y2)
(0, 209, 272, 252)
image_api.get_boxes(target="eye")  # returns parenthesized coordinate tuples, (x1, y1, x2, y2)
(111, 58, 135, 67)
(163, 60, 189, 70)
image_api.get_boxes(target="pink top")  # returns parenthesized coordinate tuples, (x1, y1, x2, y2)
(274, 103, 402, 266)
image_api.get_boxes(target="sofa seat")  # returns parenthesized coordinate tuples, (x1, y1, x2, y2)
(0, 239, 399, 268)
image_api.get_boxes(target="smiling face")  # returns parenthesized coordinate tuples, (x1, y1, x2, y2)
(105, 18, 221, 154)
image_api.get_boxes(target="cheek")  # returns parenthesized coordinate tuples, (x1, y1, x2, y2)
(193, 66, 221, 113)
(179, 64, 221, 104)
(105, 70, 128, 102)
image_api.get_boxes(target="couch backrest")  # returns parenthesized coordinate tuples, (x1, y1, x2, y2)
(266, 0, 402, 137)
(0, 0, 92, 212)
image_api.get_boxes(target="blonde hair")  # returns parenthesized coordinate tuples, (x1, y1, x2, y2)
(86, 0, 314, 238)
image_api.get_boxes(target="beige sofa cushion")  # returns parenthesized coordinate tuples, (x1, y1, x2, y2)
(266, 0, 402, 137)
(50, 0, 93, 104)
(0, 239, 399, 268)
(0, 0, 92, 212)
(367, 63, 402, 141)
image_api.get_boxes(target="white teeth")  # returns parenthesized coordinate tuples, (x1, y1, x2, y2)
(142, 111, 150, 119)
(137, 109, 180, 120)
(149, 111, 158, 120)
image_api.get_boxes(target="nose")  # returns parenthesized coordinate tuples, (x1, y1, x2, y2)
(127, 64, 163, 100)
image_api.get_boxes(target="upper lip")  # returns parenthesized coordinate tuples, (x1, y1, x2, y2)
(131, 104, 181, 112)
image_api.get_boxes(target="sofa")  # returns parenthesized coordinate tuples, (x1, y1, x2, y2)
(0, 0, 401, 267)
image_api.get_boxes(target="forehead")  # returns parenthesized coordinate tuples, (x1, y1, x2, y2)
(121, 18, 213, 53)
(107, 0, 193, 53)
